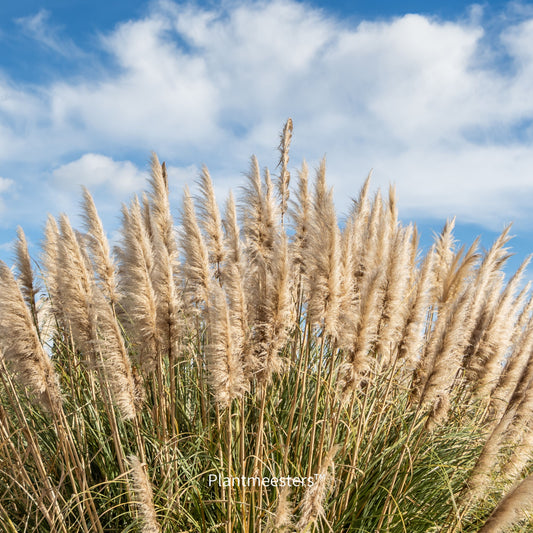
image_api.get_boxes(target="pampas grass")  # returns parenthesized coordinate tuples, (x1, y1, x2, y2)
(1, 121, 533, 532)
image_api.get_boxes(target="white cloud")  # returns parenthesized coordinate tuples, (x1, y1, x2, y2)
(15, 9, 82, 56)
(0, 177, 13, 194)
(0, 0, 533, 234)
(52, 154, 145, 195)
(0, 239, 14, 252)
(0, 177, 14, 219)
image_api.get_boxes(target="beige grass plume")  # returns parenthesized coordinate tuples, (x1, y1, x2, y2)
(148, 153, 176, 257)
(250, 173, 291, 384)
(497, 364, 533, 480)
(478, 473, 533, 533)
(462, 226, 513, 368)
(338, 268, 383, 399)
(41, 215, 74, 349)
(81, 187, 119, 306)
(398, 246, 435, 370)
(0, 260, 62, 412)
(376, 224, 413, 366)
(374, 186, 395, 272)
(14, 227, 40, 327)
(353, 187, 384, 306)
(465, 407, 516, 502)
(56, 214, 98, 357)
(147, 157, 184, 355)
(503, 420, 533, 481)
(267, 485, 293, 532)
(206, 284, 247, 407)
(180, 186, 211, 310)
(141, 192, 154, 241)
(117, 198, 160, 374)
(221, 192, 252, 379)
(127, 455, 161, 533)
(197, 165, 226, 277)
(241, 158, 285, 381)
(422, 285, 473, 429)
(289, 160, 310, 277)
(296, 446, 337, 530)
(490, 291, 533, 422)
(337, 218, 357, 351)
(241, 156, 278, 272)
(95, 287, 139, 420)
(58, 214, 137, 419)
(472, 256, 531, 399)
(363, 189, 383, 271)
(432, 217, 457, 300)
(466, 346, 533, 502)
(222, 193, 247, 326)
(41, 215, 61, 311)
(277, 117, 293, 222)
(350, 173, 372, 283)
(411, 240, 479, 404)
(260, 232, 292, 383)
(143, 168, 183, 366)
(150, 219, 183, 367)
(305, 158, 341, 340)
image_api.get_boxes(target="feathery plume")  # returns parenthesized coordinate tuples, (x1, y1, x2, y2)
(478, 473, 533, 533)
(259, 232, 292, 383)
(398, 247, 435, 370)
(241, 157, 278, 273)
(422, 286, 472, 426)
(350, 173, 372, 280)
(305, 158, 341, 339)
(222, 193, 251, 378)
(117, 199, 159, 374)
(268, 486, 293, 532)
(241, 159, 286, 381)
(128, 455, 161, 533)
(463, 226, 513, 366)
(337, 218, 357, 351)
(41, 216, 60, 292)
(289, 160, 311, 276)
(472, 256, 531, 398)
(206, 284, 247, 408)
(180, 186, 211, 310)
(14, 227, 39, 320)
(504, 422, 533, 481)
(277, 117, 293, 221)
(56, 214, 98, 358)
(148, 153, 176, 257)
(490, 292, 533, 421)
(151, 222, 182, 365)
(296, 446, 337, 530)
(376, 225, 413, 366)
(0, 261, 62, 412)
(141, 192, 154, 242)
(197, 165, 226, 276)
(58, 214, 137, 419)
(466, 408, 516, 502)
(338, 268, 383, 398)
(412, 240, 479, 403)
(81, 187, 119, 306)
(222, 192, 247, 325)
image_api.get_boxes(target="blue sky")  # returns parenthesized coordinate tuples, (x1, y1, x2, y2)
(1, 0, 533, 276)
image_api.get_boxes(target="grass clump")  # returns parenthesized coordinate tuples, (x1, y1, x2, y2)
(1, 120, 533, 532)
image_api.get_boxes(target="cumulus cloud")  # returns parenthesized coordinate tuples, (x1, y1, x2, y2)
(52, 154, 145, 195)
(0, 0, 533, 236)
